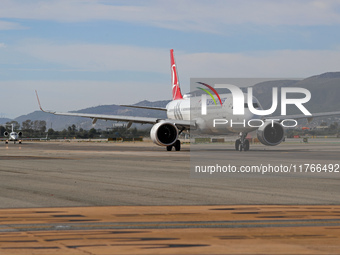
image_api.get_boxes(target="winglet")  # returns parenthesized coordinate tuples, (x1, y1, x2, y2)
(35, 90, 54, 113)
(35, 90, 45, 112)
(170, 49, 183, 100)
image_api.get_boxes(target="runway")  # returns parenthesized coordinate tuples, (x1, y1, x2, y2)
(0, 139, 340, 207)
(0, 139, 340, 254)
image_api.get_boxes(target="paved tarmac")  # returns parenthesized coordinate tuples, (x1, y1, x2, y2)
(0, 139, 340, 207)
(0, 140, 340, 208)
(0, 139, 340, 254)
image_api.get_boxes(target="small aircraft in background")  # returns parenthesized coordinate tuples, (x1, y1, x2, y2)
(2, 124, 23, 144)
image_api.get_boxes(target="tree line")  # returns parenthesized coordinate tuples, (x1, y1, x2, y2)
(47, 125, 149, 139)
(1, 120, 149, 139)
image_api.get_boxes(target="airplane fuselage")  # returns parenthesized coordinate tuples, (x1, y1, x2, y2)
(9, 132, 19, 141)
(166, 93, 262, 135)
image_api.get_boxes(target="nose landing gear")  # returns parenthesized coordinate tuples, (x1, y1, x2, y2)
(235, 132, 249, 151)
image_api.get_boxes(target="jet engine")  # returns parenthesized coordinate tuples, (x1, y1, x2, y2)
(257, 121, 285, 146)
(18, 131, 23, 138)
(150, 122, 178, 146)
(3, 131, 8, 137)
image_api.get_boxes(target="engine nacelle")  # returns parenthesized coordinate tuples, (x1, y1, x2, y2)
(150, 122, 178, 146)
(257, 121, 285, 146)
(3, 131, 8, 137)
(18, 131, 23, 138)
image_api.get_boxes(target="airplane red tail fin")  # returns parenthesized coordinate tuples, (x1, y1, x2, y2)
(170, 49, 183, 100)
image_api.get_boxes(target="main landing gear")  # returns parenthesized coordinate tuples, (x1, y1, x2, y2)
(235, 132, 249, 151)
(167, 140, 181, 151)
(166, 127, 185, 152)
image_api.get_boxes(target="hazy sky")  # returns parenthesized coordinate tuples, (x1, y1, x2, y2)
(1, 0, 340, 118)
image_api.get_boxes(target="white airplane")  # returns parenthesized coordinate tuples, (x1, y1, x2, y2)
(2, 124, 23, 144)
(36, 49, 340, 151)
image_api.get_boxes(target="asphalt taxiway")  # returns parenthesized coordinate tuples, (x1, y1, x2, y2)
(0, 139, 340, 254)
(0, 139, 340, 207)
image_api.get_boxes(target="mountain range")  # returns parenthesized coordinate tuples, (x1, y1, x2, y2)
(2, 72, 340, 131)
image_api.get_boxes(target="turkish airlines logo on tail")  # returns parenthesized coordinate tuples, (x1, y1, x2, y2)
(171, 63, 183, 100)
(170, 49, 183, 100)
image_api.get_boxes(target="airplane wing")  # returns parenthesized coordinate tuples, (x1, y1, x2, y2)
(266, 111, 340, 122)
(120, 105, 167, 111)
(35, 91, 194, 129)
